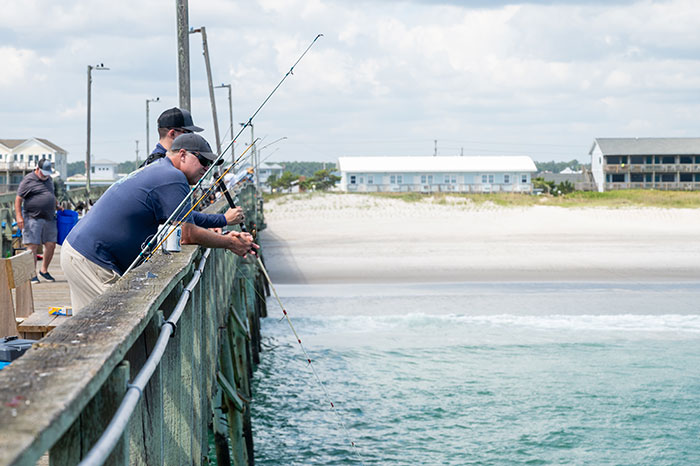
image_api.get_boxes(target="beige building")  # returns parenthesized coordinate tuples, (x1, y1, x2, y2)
(590, 138, 700, 192)
(0, 138, 68, 192)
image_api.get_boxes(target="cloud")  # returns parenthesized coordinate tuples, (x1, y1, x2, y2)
(2, 0, 700, 163)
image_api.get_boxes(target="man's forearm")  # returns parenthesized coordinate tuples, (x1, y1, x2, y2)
(14, 196, 22, 219)
(182, 223, 232, 248)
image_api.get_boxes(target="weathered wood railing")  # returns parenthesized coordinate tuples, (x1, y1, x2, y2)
(0, 185, 267, 465)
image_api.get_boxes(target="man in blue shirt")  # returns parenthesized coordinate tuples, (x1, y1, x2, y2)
(142, 107, 243, 229)
(62, 133, 258, 311)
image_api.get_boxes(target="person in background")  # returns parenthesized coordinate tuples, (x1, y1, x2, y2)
(15, 158, 60, 282)
(61, 133, 258, 312)
(142, 106, 244, 229)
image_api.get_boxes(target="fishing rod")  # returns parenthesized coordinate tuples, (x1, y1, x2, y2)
(123, 33, 323, 275)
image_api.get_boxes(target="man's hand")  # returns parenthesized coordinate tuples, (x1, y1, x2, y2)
(16, 216, 24, 230)
(224, 231, 259, 257)
(224, 207, 244, 225)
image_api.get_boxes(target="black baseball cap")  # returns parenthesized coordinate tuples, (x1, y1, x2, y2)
(157, 107, 204, 132)
(171, 133, 223, 165)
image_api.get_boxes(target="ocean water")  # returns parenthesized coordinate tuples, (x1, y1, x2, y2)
(251, 282, 700, 465)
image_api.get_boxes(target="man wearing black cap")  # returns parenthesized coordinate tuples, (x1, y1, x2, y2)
(61, 133, 258, 311)
(15, 158, 60, 282)
(141, 107, 203, 167)
(142, 107, 244, 230)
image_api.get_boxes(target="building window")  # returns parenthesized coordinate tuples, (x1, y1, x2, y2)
(521, 175, 527, 183)
(504, 174, 510, 184)
(630, 156, 645, 164)
(368, 175, 374, 185)
(451, 175, 456, 184)
(481, 175, 487, 183)
(421, 175, 426, 184)
(680, 156, 693, 164)
(488, 175, 494, 184)
(359, 177, 364, 184)
(444, 175, 450, 183)
(611, 174, 625, 182)
(397, 175, 403, 184)
(630, 173, 644, 182)
(427, 175, 433, 184)
(350, 175, 356, 184)
(680, 173, 693, 182)
(390, 175, 395, 184)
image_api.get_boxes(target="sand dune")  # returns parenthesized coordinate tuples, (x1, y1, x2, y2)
(260, 194, 700, 283)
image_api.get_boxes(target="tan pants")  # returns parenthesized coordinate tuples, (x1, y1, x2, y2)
(60, 240, 120, 312)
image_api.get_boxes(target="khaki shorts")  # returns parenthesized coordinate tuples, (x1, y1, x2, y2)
(60, 239, 120, 312)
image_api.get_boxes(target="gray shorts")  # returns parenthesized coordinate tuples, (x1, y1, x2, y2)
(23, 216, 57, 245)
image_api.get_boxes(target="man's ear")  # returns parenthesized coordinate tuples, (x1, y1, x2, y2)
(167, 129, 178, 139)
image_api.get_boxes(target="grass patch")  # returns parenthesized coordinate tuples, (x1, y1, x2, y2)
(264, 190, 700, 208)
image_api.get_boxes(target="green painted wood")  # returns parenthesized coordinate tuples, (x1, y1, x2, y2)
(218, 372, 245, 413)
(191, 277, 204, 464)
(179, 271, 195, 463)
(126, 311, 164, 466)
(162, 282, 185, 466)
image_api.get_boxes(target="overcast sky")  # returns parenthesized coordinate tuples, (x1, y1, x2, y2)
(2, 0, 700, 165)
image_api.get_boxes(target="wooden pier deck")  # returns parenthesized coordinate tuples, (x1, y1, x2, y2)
(29, 245, 71, 314)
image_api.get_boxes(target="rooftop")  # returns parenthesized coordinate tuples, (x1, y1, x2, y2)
(337, 156, 537, 173)
(593, 137, 700, 156)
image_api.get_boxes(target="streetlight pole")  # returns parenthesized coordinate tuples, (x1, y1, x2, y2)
(86, 63, 109, 193)
(214, 83, 233, 162)
(146, 97, 160, 158)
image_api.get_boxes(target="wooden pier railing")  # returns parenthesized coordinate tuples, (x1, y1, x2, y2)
(0, 185, 266, 465)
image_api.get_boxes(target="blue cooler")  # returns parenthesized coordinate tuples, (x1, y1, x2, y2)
(57, 209, 79, 245)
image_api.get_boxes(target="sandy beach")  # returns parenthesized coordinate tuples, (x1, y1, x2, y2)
(260, 194, 700, 283)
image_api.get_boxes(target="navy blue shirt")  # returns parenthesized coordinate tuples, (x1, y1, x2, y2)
(67, 158, 200, 274)
(144, 143, 225, 229)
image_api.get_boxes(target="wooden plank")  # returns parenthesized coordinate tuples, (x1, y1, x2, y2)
(5, 250, 35, 289)
(17, 312, 59, 334)
(162, 282, 185, 466)
(126, 311, 164, 466)
(0, 263, 17, 337)
(179, 273, 194, 463)
(14, 281, 34, 318)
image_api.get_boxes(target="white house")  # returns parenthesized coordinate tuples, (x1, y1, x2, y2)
(66, 159, 123, 190)
(0, 138, 68, 189)
(337, 156, 537, 193)
(235, 162, 284, 193)
(590, 137, 700, 192)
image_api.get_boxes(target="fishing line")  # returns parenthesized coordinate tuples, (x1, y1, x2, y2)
(234, 260, 367, 465)
(123, 33, 323, 275)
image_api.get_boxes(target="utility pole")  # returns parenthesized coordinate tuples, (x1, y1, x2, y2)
(176, 0, 191, 110)
(146, 97, 159, 156)
(461, 147, 464, 156)
(86, 63, 109, 193)
(214, 83, 233, 162)
(135, 140, 140, 165)
(191, 26, 221, 156)
(434, 139, 437, 156)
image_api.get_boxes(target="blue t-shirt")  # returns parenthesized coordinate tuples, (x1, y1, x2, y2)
(67, 158, 205, 274)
